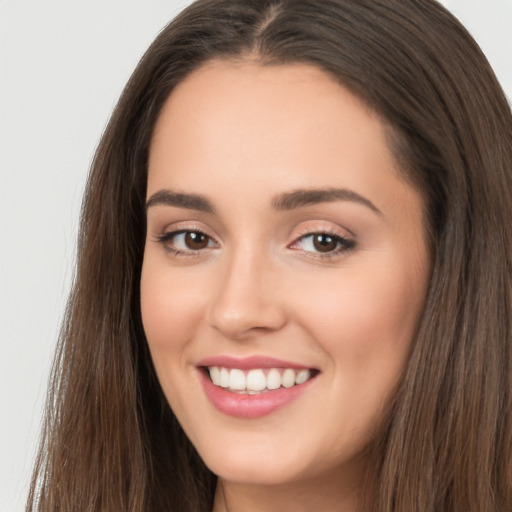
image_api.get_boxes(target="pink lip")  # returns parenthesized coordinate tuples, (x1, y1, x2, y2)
(197, 355, 313, 370)
(197, 359, 318, 419)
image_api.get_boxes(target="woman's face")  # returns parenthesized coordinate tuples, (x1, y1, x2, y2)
(141, 61, 430, 488)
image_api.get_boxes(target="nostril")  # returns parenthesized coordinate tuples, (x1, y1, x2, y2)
(208, 302, 288, 340)
(206, 262, 288, 338)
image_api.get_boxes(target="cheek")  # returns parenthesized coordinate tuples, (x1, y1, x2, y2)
(140, 261, 213, 426)
(140, 261, 206, 370)
(293, 259, 426, 383)
(290, 262, 427, 453)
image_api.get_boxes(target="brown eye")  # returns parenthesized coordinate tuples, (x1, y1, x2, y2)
(156, 229, 217, 255)
(312, 234, 338, 253)
(184, 231, 210, 250)
(292, 232, 355, 258)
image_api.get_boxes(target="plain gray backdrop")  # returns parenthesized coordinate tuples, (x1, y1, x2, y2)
(1, 1, 511, 510)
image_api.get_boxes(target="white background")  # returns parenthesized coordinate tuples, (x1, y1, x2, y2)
(0, 1, 511, 510)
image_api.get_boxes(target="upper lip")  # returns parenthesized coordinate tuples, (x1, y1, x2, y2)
(197, 355, 316, 370)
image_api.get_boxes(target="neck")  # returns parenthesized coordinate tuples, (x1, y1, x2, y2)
(212, 463, 364, 512)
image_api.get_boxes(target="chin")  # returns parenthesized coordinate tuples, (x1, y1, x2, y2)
(207, 456, 308, 486)
(192, 428, 352, 488)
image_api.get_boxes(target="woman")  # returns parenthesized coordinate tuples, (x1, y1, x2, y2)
(28, 0, 512, 511)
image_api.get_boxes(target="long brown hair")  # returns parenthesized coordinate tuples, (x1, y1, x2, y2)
(28, 1, 512, 510)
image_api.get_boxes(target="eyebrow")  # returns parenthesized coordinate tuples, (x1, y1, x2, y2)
(146, 189, 216, 213)
(271, 188, 382, 216)
(145, 187, 381, 216)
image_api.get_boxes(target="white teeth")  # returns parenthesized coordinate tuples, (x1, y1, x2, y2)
(266, 368, 281, 390)
(295, 369, 311, 385)
(229, 369, 246, 390)
(210, 366, 221, 386)
(281, 368, 295, 388)
(207, 366, 314, 393)
(246, 369, 266, 391)
(219, 367, 230, 388)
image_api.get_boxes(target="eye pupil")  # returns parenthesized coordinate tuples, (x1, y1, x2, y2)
(185, 231, 209, 250)
(313, 234, 337, 253)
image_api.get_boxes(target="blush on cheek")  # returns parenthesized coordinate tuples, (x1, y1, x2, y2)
(300, 269, 421, 359)
(141, 263, 200, 341)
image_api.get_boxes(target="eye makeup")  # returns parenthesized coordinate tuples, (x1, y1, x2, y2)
(153, 225, 356, 262)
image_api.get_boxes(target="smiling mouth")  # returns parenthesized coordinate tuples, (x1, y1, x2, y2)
(203, 366, 319, 395)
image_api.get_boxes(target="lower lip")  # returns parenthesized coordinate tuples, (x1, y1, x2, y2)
(198, 370, 316, 418)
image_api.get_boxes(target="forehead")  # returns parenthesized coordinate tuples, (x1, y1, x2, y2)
(151, 62, 389, 174)
(147, 60, 423, 226)
(151, 59, 380, 140)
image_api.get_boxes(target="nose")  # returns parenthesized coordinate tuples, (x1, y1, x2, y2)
(207, 248, 287, 340)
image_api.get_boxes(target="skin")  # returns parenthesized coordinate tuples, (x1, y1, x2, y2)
(141, 60, 431, 512)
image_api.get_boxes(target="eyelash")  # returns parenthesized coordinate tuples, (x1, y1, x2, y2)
(154, 229, 217, 258)
(290, 231, 355, 260)
(154, 228, 355, 260)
